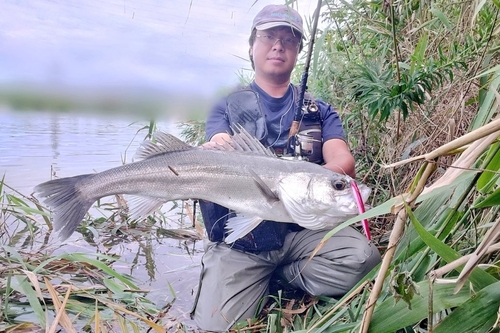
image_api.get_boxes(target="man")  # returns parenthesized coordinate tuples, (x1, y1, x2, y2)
(191, 4, 381, 331)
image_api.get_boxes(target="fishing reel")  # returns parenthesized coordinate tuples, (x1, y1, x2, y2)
(283, 130, 322, 162)
(282, 100, 322, 162)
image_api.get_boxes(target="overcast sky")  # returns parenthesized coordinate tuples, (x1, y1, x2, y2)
(0, 0, 318, 96)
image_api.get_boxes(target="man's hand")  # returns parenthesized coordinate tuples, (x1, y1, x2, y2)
(201, 141, 222, 149)
(210, 133, 232, 145)
(201, 133, 232, 149)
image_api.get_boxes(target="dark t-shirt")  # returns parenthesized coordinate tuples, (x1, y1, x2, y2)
(206, 81, 346, 147)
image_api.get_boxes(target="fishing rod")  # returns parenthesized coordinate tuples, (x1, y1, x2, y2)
(285, 0, 373, 241)
(287, 0, 322, 154)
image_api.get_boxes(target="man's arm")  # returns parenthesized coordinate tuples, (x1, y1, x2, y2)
(322, 138, 356, 178)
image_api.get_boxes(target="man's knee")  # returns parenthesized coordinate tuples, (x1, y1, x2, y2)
(303, 240, 381, 296)
(340, 239, 381, 284)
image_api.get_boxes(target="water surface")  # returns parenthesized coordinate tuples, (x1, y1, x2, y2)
(1, 108, 203, 328)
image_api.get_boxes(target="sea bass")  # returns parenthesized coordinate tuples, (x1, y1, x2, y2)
(34, 128, 370, 243)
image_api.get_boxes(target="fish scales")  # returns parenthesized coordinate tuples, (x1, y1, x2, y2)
(91, 150, 287, 207)
(34, 127, 370, 242)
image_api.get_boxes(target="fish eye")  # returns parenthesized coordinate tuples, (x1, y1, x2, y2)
(332, 179, 347, 190)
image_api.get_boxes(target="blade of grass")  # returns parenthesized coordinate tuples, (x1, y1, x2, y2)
(3, 275, 12, 322)
(369, 279, 472, 332)
(0, 173, 5, 194)
(13, 275, 47, 327)
(3, 246, 29, 270)
(306, 280, 371, 332)
(6, 194, 48, 216)
(454, 217, 500, 291)
(95, 300, 101, 333)
(92, 295, 165, 333)
(474, 187, 500, 208)
(45, 278, 77, 333)
(22, 270, 44, 301)
(433, 281, 500, 333)
(407, 204, 498, 288)
(470, 69, 500, 129)
(116, 313, 129, 333)
(60, 253, 139, 290)
(476, 141, 500, 193)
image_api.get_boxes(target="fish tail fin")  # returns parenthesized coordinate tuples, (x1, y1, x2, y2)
(224, 215, 263, 244)
(34, 174, 94, 241)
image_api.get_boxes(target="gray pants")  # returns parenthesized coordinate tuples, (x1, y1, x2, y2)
(191, 227, 381, 331)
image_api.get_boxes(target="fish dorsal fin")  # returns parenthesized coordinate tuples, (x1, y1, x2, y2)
(206, 125, 276, 157)
(201, 125, 277, 157)
(230, 124, 276, 157)
(134, 132, 193, 161)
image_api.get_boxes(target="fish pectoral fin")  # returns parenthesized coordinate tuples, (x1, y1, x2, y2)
(124, 195, 166, 220)
(224, 215, 263, 244)
(249, 170, 279, 203)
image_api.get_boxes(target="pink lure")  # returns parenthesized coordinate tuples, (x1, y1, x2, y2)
(351, 180, 372, 240)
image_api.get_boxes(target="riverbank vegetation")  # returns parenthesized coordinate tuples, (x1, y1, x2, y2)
(1, 0, 500, 332)
(183, 0, 500, 331)
(0, 179, 203, 332)
(287, 0, 500, 332)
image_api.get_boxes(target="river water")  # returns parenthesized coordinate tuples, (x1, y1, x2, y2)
(0, 107, 203, 328)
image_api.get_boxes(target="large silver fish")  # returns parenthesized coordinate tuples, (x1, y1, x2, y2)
(34, 128, 370, 243)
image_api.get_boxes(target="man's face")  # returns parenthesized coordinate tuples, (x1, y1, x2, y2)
(250, 26, 301, 81)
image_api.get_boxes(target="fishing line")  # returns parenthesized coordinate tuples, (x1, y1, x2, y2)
(209, 213, 231, 239)
(268, 84, 295, 149)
